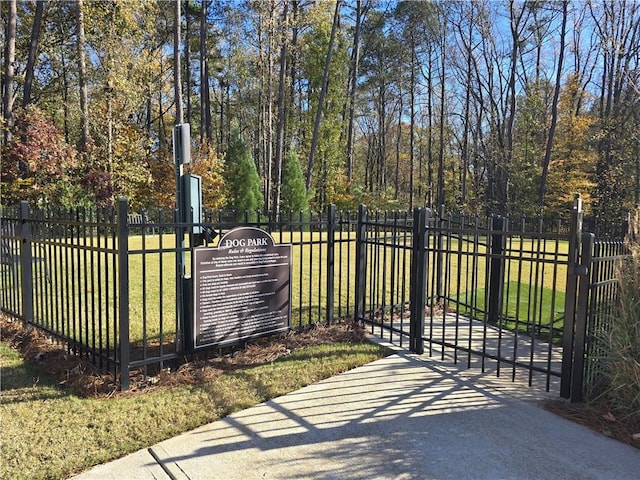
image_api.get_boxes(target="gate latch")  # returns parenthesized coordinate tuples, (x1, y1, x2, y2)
(575, 265, 589, 276)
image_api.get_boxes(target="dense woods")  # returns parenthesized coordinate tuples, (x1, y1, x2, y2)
(1, 0, 639, 220)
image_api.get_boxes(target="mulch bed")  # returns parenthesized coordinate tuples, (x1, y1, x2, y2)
(0, 314, 369, 398)
(542, 398, 640, 450)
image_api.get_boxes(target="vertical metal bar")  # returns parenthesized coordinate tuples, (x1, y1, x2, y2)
(308, 212, 314, 325)
(510, 218, 525, 380)
(487, 216, 505, 325)
(326, 204, 336, 324)
(381, 211, 388, 337)
(97, 208, 104, 368)
(19, 201, 34, 323)
(158, 213, 165, 357)
(390, 213, 398, 337)
(297, 210, 303, 328)
(82, 208, 90, 353)
(371, 212, 380, 334)
(354, 205, 367, 324)
(410, 207, 427, 355)
(336, 210, 343, 319)
(570, 233, 594, 402)
(175, 204, 185, 351)
(117, 199, 131, 391)
(73, 208, 81, 351)
(317, 211, 323, 323)
(560, 196, 582, 399)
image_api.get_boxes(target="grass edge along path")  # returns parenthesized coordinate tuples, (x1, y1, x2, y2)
(0, 319, 390, 480)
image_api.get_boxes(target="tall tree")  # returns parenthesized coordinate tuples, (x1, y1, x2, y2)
(306, 0, 341, 190)
(280, 147, 308, 212)
(200, 0, 212, 141)
(3, 0, 17, 143)
(345, 0, 367, 181)
(174, 0, 183, 124)
(76, 0, 89, 153)
(225, 128, 264, 211)
(394, 0, 436, 209)
(538, 0, 568, 209)
(273, 1, 289, 214)
(590, 0, 640, 220)
(22, 0, 45, 108)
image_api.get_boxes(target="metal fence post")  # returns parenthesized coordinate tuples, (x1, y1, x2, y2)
(326, 204, 336, 324)
(354, 205, 367, 324)
(570, 232, 594, 402)
(19, 201, 34, 323)
(117, 198, 130, 390)
(560, 195, 583, 399)
(487, 216, 505, 325)
(410, 207, 428, 354)
(435, 205, 445, 301)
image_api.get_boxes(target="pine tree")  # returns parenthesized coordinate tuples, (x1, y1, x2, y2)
(281, 148, 308, 212)
(225, 129, 263, 212)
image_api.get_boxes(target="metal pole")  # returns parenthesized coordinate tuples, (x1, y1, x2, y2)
(326, 204, 336, 324)
(117, 198, 130, 390)
(487, 216, 505, 325)
(410, 207, 428, 355)
(560, 195, 583, 399)
(19, 201, 34, 323)
(354, 205, 367, 324)
(570, 232, 594, 402)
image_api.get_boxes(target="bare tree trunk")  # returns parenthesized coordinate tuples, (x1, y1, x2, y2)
(23, 0, 45, 108)
(455, 3, 475, 207)
(61, 50, 70, 143)
(185, 0, 192, 125)
(76, 0, 89, 152)
(346, 0, 365, 181)
(265, 0, 275, 213)
(274, 2, 289, 215)
(289, 0, 300, 142)
(396, 89, 403, 201)
(2, 0, 16, 144)
(306, 0, 341, 190)
(200, 0, 212, 141)
(538, 1, 568, 209)
(437, 30, 446, 209)
(174, 0, 183, 125)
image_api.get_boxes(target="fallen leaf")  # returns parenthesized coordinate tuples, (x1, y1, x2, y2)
(602, 411, 617, 422)
(632, 433, 640, 441)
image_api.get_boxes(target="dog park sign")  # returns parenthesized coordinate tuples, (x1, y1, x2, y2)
(192, 227, 292, 348)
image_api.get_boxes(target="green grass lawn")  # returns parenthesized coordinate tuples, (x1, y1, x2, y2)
(455, 280, 566, 342)
(0, 338, 388, 480)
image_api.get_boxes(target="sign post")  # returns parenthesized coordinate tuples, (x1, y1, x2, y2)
(173, 123, 194, 351)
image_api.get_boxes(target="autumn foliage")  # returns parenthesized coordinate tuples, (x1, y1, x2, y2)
(1, 106, 77, 206)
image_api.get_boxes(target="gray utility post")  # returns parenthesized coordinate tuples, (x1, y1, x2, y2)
(173, 123, 202, 353)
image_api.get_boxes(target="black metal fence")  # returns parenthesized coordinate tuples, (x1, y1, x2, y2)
(0, 199, 628, 399)
(354, 206, 572, 393)
(1, 200, 360, 388)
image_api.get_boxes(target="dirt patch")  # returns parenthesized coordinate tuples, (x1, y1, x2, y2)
(542, 398, 640, 450)
(0, 314, 370, 398)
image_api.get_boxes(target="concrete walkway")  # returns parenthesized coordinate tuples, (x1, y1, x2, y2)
(72, 346, 640, 480)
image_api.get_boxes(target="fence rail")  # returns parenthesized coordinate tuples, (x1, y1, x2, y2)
(1, 199, 628, 399)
